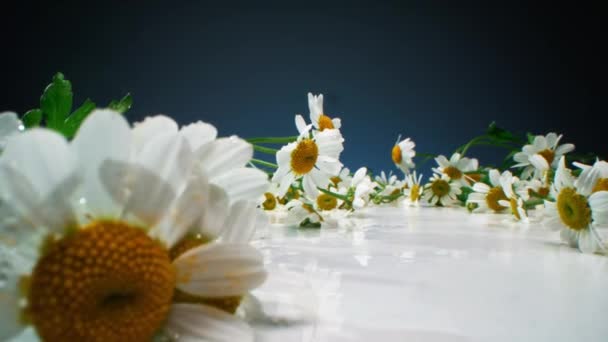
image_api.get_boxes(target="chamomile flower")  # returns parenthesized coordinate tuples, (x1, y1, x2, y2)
(513, 132, 574, 179)
(329, 167, 353, 189)
(375, 171, 405, 197)
(573, 159, 608, 194)
(0, 110, 266, 341)
(433, 153, 479, 186)
(285, 199, 322, 227)
(543, 157, 608, 254)
(403, 171, 423, 206)
(132, 115, 269, 204)
(0, 112, 22, 151)
(523, 178, 552, 199)
(272, 129, 344, 198)
(467, 169, 510, 213)
(496, 171, 529, 222)
(350, 167, 376, 209)
(391, 136, 416, 173)
(423, 174, 462, 207)
(307, 92, 341, 131)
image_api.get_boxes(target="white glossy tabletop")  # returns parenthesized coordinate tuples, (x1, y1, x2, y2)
(250, 206, 608, 342)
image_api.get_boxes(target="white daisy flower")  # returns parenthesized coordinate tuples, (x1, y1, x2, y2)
(0, 112, 22, 151)
(272, 129, 344, 198)
(403, 171, 423, 206)
(0, 110, 266, 341)
(497, 171, 529, 222)
(467, 169, 511, 213)
(522, 178, 552, 199)
(132, 115, 269, 204)
(513, 132, 575, 179)
(422, 173, 462, 207)
(433, 152, 479, 186)
(375, 170, 405, 197)
(329, 167, 353, 189)
(543, 157, 608, 254)
(285, 199, 322, 227)
(307, 92, 341, 132)
(350, 167, 376, 209)
(391, 136, 416, 173)
(573, 159, 608, 194)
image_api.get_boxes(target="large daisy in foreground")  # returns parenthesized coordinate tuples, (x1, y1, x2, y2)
(272, 128, 344, 198)
(0, 111, 22, 150)
(0, 110, 266, 341)
(544, 157, 608, 254)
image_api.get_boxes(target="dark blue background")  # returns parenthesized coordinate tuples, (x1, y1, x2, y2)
(2, 1, 604, 174)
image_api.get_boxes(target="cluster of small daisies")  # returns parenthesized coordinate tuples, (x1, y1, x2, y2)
(1, 110, 268, 341)
(1, 89, 606, 340)
(255, 95, 607, 255)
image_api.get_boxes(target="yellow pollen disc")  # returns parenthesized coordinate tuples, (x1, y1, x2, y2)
(510, 197, 522, 220)
(593, 178, 608, 193)
(391, 145, 402, 164)
(557, 188, 591, 231)
(26, 221, 175, 342)
(170, 234, 241, 314)
(390, 188, 401, 196)
(485, 186, 508, 212)
(538, 149, 555, 165)
(316, 194, 338, 211)
(330, 176, 342, 186)
(443, 166, 463, 180)
(431, 179, 450, 197)
(291, 139, 319, 175)
(467, 173, 482, 183)
(262, 192, 277, 210)
(318, 114, 335, 131)
(410, 184, 421, 202)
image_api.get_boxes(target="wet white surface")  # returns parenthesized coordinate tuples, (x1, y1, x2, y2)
(250, 206, 608, 342)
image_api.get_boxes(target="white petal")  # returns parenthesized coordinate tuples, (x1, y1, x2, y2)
(175, 243, 266, 297)
(310, 168, 330, 190)
(294, 115, 307, 135)
(513, 152, 529, 164)
(529, 154, 549, 171)
(316, 155, 342, 175)
(71, 109, 131, 218)
(560, 228, 578, 247)
(578, 228, 604, 254)
(315, 130, 344, 159)
(198, 136, 253, 178)
(302, 174, 318, 198)
(131, 115, 178, 152)
(0, 112, 21, 148)
(332, 118, 341, 129)
(221, 200, 258, 243)
(435, 155, 450, 168)
(488, 169, 500, 186)
(166, 304, 253, 342)
(545, 133, 558, 149)
(211, 168, 268, 203)
(124, 134, 192, 226)
(154, 166, 209, 248)
(199, 184, 230, 239)
(352, 167, 367, 185)
(472, 183, 490, 193)
(555, 143, 575, 156)
(180, 121, 218, 152)
(590, 191, 608, 225)
(0, 249, 26, 341)
(449, 153, 461, 164)
(277, 172, 296, 197)
(533, 135, 547, 150)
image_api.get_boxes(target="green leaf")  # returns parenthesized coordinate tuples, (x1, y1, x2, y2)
(457, 186, 474, 204)
(22, 109, 43, 128)
(40, 73, 73, 131)
(108, 93, 132, 113)
(526, 132, 535, 144)
(486, 121, 514, 142)
(63, 99, 96, 138)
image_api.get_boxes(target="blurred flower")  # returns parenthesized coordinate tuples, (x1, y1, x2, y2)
(513, 133, 574, 180)
(391, 137, 416, 173)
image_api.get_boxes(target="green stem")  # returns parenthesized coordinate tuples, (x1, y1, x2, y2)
(246, 136, 298, 144)
(318, 187, 351, 203)
(250, 158, 278, 169)
(458, 135, 489, 156)
(524, 198, 545, 210)
(253, 145, 279, 154)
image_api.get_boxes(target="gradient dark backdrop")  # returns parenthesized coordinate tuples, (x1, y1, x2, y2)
(2, 1, 604, 174)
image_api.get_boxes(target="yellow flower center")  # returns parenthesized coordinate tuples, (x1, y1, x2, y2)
(431, 179, 450, 197)
(443, 166, 463, 180)
(262, 192, 277, 210)
(593, 178, 608, 193)
(538, 149, 555, 165)
(290, 139, 318, 175)
(170, 234, 242, 314)
(318, 114, 335, 131)
(557, 188, 591, 231)
(485, 186, 508, 212)
(26, 221, 175, 342)
(510, 197, 522, 221)
(316, 194, 338, 211)
(410, 184, 421, 202)
(391, 145, 402, 164)
(330, 176, 342, 186)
